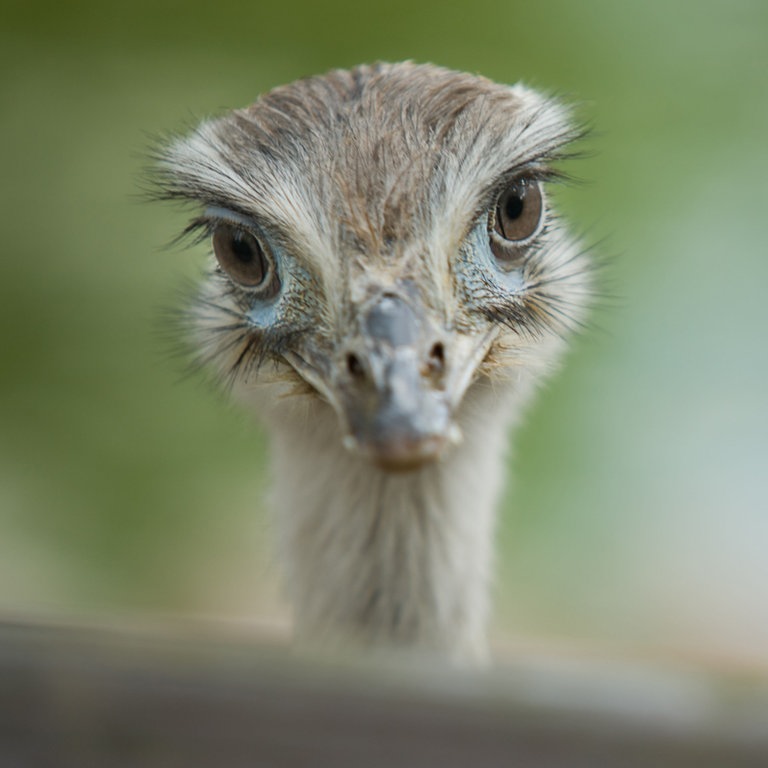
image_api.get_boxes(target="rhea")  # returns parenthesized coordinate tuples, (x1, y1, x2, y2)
(153, 62, 590, 662)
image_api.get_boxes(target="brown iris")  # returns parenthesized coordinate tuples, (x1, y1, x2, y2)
(489, 180, 543, 264)
(212, 224, 274, 290)
(493, 180, 543, 240)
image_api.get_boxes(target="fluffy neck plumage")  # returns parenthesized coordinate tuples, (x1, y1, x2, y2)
(262, 376, 531, 662)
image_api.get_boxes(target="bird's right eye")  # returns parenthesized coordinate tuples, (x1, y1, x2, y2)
(212, 223, 277, 293)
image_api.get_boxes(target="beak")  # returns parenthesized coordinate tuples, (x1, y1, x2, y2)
(286, 292, 494, 472)
(341, 293, 451, 471)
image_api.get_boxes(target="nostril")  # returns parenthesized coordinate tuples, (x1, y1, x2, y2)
(347, 352, 365, 379)
(428, 341, 445, 373)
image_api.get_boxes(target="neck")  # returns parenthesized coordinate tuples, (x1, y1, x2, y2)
(266, 379, 521, 662)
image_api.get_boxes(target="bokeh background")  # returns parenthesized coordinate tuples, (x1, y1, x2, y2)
(1, 0, 766, 668)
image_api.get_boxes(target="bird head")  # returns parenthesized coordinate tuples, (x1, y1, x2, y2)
(154, 63, 590, 472)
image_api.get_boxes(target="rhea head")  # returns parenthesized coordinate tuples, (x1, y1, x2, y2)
(154, 62, 590, 474)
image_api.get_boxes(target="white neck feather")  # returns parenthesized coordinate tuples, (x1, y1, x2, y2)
(260, 376, 532, 662)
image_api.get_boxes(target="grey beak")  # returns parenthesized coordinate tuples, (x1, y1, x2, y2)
(340, 293, 452, 471)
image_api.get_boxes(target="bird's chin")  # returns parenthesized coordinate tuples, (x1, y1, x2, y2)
(343, 431, 453, 473)
(370, 437, 447, 473)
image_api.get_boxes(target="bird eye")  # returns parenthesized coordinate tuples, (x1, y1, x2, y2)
(489, 179, 543, 254)
(212, 223, 276, 292)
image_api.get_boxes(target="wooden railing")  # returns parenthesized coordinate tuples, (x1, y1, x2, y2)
(2, 618, 767, 767)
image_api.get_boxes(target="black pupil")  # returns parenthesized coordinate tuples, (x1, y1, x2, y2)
(503, 190, 525, 221)
(231, 232, 255, 263)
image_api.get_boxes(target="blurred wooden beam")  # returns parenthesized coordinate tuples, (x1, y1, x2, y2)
(1, 618, 767, 767)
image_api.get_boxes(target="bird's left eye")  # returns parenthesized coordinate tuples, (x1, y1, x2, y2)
(488, 179, 543, 262)
(212, 223, 278, 294)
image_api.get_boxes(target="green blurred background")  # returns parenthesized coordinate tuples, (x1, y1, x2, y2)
(1, 0, 766, 666)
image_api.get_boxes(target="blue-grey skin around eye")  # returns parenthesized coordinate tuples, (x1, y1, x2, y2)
(205, 206, 300, 330)
(455, 223, 526, 314)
